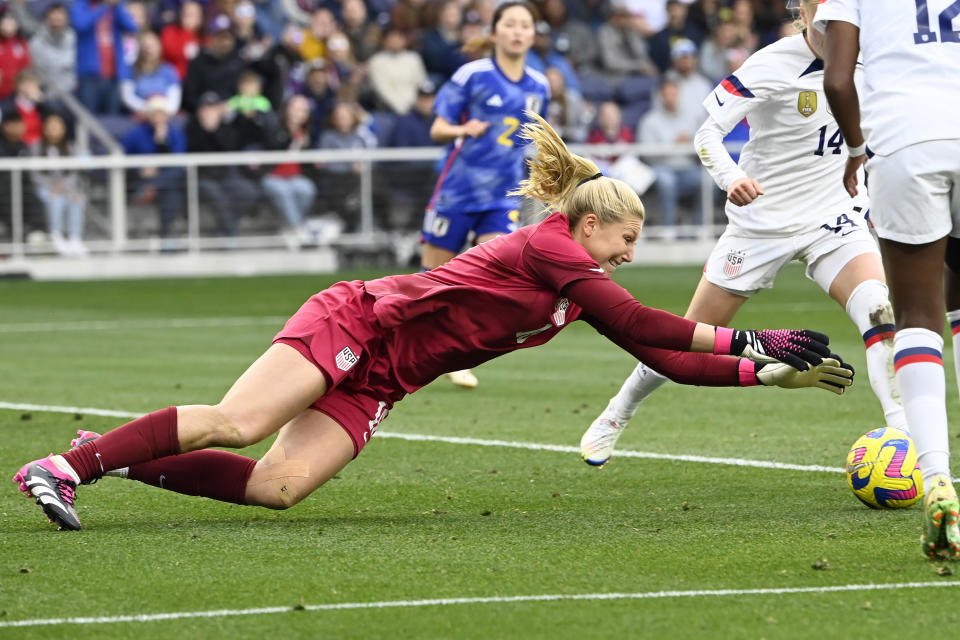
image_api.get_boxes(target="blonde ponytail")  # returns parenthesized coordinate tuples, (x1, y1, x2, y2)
(510, 111, 645, 227)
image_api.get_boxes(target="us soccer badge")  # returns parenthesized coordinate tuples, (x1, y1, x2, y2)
(723, 250, 745, 277)
(797, 91, 817, 117)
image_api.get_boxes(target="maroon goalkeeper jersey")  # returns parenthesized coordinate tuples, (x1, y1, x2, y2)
(365, 212, 741, 392)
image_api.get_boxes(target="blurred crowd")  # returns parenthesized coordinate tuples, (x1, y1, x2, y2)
(0, 0, 796, 250)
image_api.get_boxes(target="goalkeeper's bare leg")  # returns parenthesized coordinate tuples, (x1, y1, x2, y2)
(581, 277, 747, 466)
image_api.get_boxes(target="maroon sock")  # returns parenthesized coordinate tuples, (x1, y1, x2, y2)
(62, 407, 180, 483)
(128, 450, 257, 505)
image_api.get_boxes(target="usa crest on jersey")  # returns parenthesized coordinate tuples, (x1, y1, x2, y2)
(723, 250, 745, 277)
(552, 298, 570, 326)
(335, 346, 358, 371)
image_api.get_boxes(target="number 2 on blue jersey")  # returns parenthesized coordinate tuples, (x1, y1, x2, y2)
(497, 117, 521, 147)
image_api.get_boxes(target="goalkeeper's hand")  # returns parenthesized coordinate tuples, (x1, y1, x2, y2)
(755, 356, 855, 394)
(715, 327, 831, 371)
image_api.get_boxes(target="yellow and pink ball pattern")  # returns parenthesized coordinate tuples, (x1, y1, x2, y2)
(845, 427, 924, 509)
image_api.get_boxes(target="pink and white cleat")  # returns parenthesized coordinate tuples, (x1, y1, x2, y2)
(12, 455, 82, 531)
(71, 430, 101, 449)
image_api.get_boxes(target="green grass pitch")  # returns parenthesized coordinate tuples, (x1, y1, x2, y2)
(2, 265, 960, 638)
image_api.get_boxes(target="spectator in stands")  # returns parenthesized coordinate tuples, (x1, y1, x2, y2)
(11, 68, 48, 147)
(225, 69, 276, 147)
(300, 59, 335, 145)
(5, 0, 39, 38)
(545, 66, 589, 143)
(235, 8, 285, 110)
(0, 103, 29, 236)
(121, 31, 181, 115)
(699, 17, 738, 83)
(121, 95, 187, 239)
(540, 0, 596, 74)
(384, 80, 439, 230)
(31, 112, 87, 256)
(612, 0, 668, 37)
(687, 0, 722, 35)
(588, 100, 635, 163)
(29, 3, 76, 97)
(300, 8, 336, 62)
(472, 0, 497, 26)
(729, 0, 759, 52)
(390, 0, 431, 38)
(649, 0, 705, 74)
(0, 10, 31, 100)
(368, 27, 427, 115)
(160, 0, 203, 81)
(0, 102, 27, 156)
(251, 0, 289, 41)
(527, 21, 581, 94)
(389, 80, 436, 148)
(260, 94, 317, 241)
(71, 0, 138, 114)
(317, 100, 376, 231)
(123, 1, 148, 33)
(668, 38, 712, 128)
(182, 15, 245, 113)
(232, 1, 269, 52)
(597, 6, 658, 83)
(341, 0, 381, 63)
(266, 24, 307, 99)
(325, 30, 366, 100)
(638, 78, 702, 229)
(420, 0, 466, 84)
(186, 91, 261, 237)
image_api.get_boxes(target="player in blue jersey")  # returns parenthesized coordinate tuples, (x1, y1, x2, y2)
(420, 0, 550, 389)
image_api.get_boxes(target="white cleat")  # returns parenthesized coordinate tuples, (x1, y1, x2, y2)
(446, 369, 478, 389)
(580, 414, 628, 467)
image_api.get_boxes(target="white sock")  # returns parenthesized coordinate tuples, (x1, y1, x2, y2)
(50, 454, 81, 484)
(894, 328, 952, 492)
(606, 362, 668, 424)
(946, 309, 960, 402)
(845, 280, 907, 430)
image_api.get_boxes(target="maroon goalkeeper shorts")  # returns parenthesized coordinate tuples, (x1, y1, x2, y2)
(273, 280, 405, 457)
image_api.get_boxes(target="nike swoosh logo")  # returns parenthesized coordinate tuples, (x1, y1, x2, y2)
(159, 474, 166, 489)
(589, 268, 605, 273)
(714, 92, 725, 106)
(95, 452, 104, 473)
(841, 230, 857, 236)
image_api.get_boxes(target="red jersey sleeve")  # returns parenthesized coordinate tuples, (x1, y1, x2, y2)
(586, 317, 749, 386)
(564, 277, 697, 351)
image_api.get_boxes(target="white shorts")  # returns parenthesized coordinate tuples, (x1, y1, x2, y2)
(865, 139, 960, 244)
(704, 206, 880, 297)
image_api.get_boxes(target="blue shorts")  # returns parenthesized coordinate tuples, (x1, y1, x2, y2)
(420, 207, 520, 253)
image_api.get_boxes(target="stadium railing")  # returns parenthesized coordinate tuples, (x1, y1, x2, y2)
(0, 142, 726, 272)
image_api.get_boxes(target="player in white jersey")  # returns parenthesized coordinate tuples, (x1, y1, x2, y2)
(580, 0, 902, 468)
(817, 0, 960, 559)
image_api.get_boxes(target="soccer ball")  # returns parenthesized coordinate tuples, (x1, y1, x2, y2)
(845, 427, 924, 509)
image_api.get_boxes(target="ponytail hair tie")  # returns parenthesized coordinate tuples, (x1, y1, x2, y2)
(576, 172, 603, 188)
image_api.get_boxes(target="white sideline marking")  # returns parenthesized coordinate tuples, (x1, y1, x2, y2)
(0, 316, 287, 333)
(0, 582, 958, 628)
(0, 401, 843, 474)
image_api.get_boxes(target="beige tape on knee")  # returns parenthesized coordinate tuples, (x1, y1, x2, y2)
(248, 445, 310, 507)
